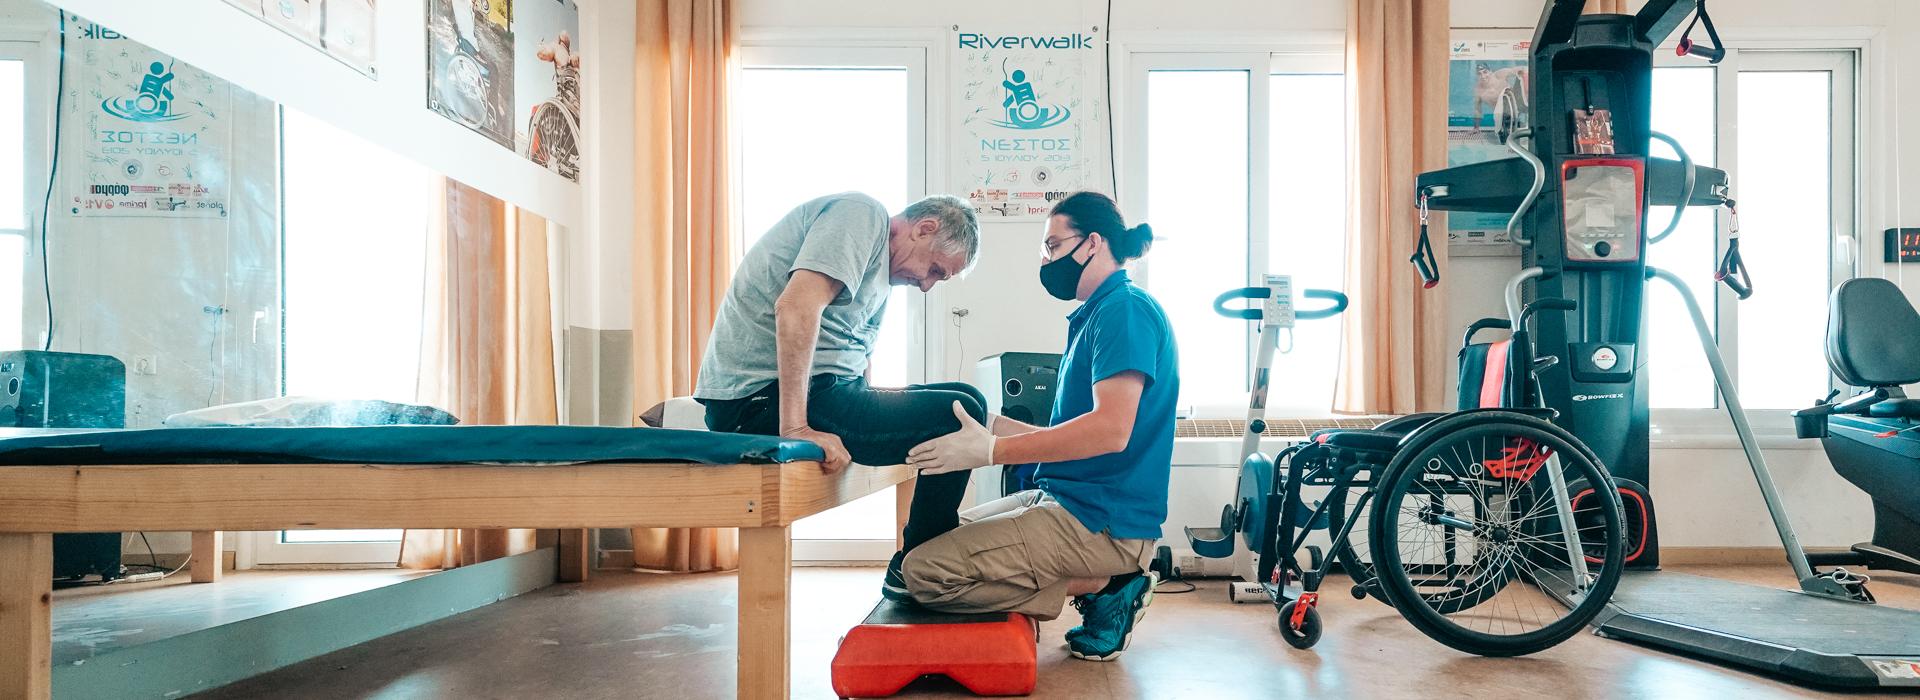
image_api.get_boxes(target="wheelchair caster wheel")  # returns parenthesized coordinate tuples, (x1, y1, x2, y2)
(1278, 601, 1322, 649)
(1350, 584, 1367, 600)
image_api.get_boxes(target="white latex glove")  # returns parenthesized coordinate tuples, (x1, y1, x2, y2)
(905, 401, 998, 475)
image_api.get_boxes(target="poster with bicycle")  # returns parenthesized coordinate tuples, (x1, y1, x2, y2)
(221, 0, 377, 78)
(69, 18, 233, 219)
(1447, 35, 1531, 250)
(426, 0, 515, 150)
(954, 28, 1102, 221)
(513, 0, 581, 182)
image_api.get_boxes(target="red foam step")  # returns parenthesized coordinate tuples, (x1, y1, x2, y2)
(830, 600, 1037, 698)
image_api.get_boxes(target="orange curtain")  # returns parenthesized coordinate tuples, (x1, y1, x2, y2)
(1586, 0, 1630, 14)
(1335, 0, 1452, 415)
(631, 0, 737, 572)
(400, 178, 558, 569)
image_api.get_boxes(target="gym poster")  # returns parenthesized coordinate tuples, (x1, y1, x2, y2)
(1447, 38, 1531, 247)
(954, 28, 1102, 220)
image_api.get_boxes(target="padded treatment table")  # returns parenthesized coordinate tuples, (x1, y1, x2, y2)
(0, 425, 915, 700)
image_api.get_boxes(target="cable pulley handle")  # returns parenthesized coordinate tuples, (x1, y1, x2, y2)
(1717, 237, 1753, 300)
(1211, 287, 1349, 320)
(1677, 0, 1726, 64)
(1411, 192, 1441, 289)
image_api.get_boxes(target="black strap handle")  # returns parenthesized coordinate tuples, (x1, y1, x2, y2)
(1212, 287, 1350, 320)
(1717, 236, 1752, 300)
(1411, 193, 1440, 289)
(1677, 0, 1726, 64)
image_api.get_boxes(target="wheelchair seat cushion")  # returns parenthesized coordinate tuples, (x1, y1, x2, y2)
(1314, 428, 1403, 453)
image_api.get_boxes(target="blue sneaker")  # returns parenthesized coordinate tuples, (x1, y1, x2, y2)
(1067, 571, 1156, 660)
(881, 551, 913, 603)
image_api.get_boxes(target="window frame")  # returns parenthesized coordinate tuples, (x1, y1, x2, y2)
(732, 36, 937, 562)
(1123, 48, 1346, 419)
(1647, 47, 1859, 440)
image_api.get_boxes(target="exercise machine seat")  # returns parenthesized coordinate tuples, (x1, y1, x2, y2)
(1869, 398, 1920, 419)
(1827, 278, 1920, 388)
(830, 600, 1037, 698)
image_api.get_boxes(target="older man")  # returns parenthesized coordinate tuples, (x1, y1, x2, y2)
(695, 192, 985, 599)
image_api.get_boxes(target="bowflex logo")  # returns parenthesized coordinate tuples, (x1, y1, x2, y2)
(1572, 393, 1626, 402)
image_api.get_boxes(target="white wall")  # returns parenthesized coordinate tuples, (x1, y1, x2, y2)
(51, 0, 581, 230)
(735, 0, 1919, 551)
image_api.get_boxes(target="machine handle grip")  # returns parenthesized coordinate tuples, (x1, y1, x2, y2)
(1298, 289, 1349, 320)
(1212, 287, 1349, 320)
(1213, 287, 1266, 320)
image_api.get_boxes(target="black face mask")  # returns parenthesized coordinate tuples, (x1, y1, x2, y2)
(1039, 236, 1091, 301)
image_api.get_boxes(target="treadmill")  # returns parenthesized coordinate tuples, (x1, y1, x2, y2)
(1416, 0, 1920, 690)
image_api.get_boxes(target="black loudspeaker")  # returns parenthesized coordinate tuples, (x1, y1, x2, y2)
(2, 351, 131, 582)
(975, 352, 1061, 428)
(976, 352, 1061, 496)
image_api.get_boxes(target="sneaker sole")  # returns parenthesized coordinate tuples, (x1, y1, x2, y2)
(1067, 572, 1158, 661)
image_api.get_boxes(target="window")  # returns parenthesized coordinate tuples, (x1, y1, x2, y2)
(1, 48, 34, 349)
(735, 45, 929, 559)
(258, 106, 434, 565)
(1130, 52, 1347, 416)
(1646, 51, 1855, 413)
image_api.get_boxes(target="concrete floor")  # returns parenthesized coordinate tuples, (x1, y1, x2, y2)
(183, 564, 1920, 700)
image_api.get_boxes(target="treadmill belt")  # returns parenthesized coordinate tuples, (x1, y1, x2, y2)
(1599, 571, 1920, 688)
(1610, 571, 1920, 652)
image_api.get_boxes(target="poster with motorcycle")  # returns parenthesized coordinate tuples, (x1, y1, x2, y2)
(954, 28, 1102, 220)
(1447, 34, 1531, 250)
(69, 18, 233, 219)
(426, 0, 515, 150)
(512, 0, 581, 181)
(221, 0, 377, 78)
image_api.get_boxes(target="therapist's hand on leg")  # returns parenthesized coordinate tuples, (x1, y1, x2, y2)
(906, 401, 997, 475)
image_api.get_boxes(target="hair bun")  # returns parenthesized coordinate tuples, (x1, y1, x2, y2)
(1128, 223, 1153, 242)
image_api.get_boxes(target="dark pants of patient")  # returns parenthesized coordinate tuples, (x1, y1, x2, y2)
(701, 375, 987, 552)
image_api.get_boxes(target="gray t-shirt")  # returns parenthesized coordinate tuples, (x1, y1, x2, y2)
(694, 192, 892, 400)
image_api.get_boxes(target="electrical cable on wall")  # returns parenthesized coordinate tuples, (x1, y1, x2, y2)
(39, 11, 67, 351)
(1104, 0, 1118, 196)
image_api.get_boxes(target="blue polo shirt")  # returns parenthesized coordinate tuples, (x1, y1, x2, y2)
(1036, 270, 1179, 540)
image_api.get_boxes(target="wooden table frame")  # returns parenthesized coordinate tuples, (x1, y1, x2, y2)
(0, 460, 915, 699)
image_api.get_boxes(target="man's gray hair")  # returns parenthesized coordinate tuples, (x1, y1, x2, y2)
(901, 195, 980, 267)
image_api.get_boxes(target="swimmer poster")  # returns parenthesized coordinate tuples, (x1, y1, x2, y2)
(954, 28, 1102, 220)
(221, 0, 377, 78)
(427, 0, 516, 149)
(512, 0, 582, 181)
(1447, 36, 1531, 248)
(70, 18, 233, 219)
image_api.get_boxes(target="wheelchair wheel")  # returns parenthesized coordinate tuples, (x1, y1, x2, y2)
(1368, 411, 1624, 657)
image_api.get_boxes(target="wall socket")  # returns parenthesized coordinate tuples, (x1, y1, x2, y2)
(132, 355, 160, 376)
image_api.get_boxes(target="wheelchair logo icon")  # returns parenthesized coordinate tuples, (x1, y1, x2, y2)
(102, 61, 189, 123)
(990, 61, 1071, 130)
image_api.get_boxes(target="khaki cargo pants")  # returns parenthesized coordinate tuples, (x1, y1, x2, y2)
(900, 489, 1154, 621)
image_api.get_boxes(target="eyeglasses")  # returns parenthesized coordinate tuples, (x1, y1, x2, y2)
(1041, 234, 1084, 261)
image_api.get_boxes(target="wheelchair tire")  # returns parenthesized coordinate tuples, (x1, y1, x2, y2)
(1368, 411, 1625, 657)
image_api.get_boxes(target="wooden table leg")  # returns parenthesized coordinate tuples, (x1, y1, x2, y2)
(191, 531, 222, 583)
(557, 529, 590, 583)
(738, 526, 791, 700)
(0, 533, 52, 700)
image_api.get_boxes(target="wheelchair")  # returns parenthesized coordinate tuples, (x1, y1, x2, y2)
(1188, 277, 1625, 657)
